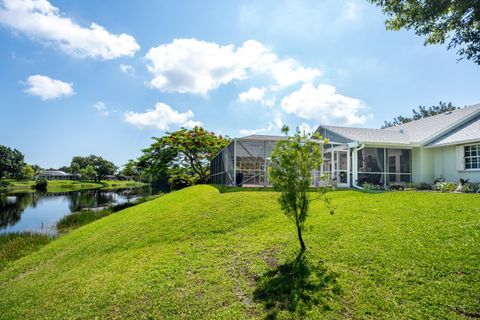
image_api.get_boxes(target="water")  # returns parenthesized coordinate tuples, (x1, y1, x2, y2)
(0, 186, 161, 235)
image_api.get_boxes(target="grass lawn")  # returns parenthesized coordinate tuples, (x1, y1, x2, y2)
(0, 232, 53, 271)
(0, 185, 479, 319)
(0, 179, 147, 193)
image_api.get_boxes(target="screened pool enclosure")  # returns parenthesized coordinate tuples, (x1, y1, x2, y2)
(210, 134, 413, 188)
(209, 135, 345, 187)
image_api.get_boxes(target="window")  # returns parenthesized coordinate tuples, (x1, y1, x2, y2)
(465, 144, 480, 169)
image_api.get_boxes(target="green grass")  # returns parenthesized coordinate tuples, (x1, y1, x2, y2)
(0, 179, 147, 193)
(56, 195, 162, 233)
(0, 232, 54, 271)
(0, 185, 479, 319)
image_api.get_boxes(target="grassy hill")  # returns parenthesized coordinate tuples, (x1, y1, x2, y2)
(0, 185, 479, 319)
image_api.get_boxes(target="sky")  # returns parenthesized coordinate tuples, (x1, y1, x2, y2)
(0, 0, 479, 168)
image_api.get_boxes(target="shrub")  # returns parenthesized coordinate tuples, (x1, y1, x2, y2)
(389, 184, 404, 190)
(435, 182, 449, 192)
(447, 182, 456, 192)
(362, 183, 384, 191)
(464, 182, 480, 193)
(33, 178, 48, 192)
(416, 182, 433, 190)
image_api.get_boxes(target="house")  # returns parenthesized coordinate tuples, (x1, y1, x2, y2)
(35, 170, 80, 181)
(210, 104, 480, 188)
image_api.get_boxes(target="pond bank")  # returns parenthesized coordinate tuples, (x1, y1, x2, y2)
(0, 179, 148, 193)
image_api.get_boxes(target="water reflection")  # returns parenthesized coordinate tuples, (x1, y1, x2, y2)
(0, 186, 159, 235)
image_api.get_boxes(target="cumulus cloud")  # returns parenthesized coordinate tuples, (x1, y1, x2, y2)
(145, 38, 320, 94)
(24, 75, 74, 100)
(0, 0, 139, 59)
(124, 102, 201, 130)
(93, 101, 109, 116)
(341, 1, 360, 21)
(280, 83, 368, 125)
(239, 87, 276, 107)
(119, 64, 135, 76)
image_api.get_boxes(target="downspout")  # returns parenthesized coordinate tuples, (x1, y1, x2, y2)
(352, 143, 365, 189)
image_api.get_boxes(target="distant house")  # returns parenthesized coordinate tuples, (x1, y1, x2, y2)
(35, 170, 80, 181)
(211, 104, 480, 188)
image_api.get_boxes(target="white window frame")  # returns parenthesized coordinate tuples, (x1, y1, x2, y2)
(464, 143, 480, 171)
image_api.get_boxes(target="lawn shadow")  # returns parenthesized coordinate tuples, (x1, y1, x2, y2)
(253, 250, 341, 319)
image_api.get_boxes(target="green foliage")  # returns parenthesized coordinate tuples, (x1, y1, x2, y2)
(32, 178, 48, 192)
(0, 145, 25, 179)
(80, 165, 97, 181)
(362, 182, 385, 191)
(138, 126, 230, 188)
(269, 127, 328, 251)
(71, 155, 117, 182)
(0, 186, 479, 319)
(167, 167, 197, 190)
(0, 232, 53, 271)
(17, 164, 35, 180)
(382, 102, 459, 128)
(119, 159, 141, 180)
(369, 0, 480, 64)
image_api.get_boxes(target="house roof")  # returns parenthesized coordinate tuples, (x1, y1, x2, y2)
(318, 126, 410, 145)
(238, 134, 287, 141)
(382, 104, 480, 144)
(37, 170, 69, 176)
(317, 104, 480, 147)
(427, 114, 480, 147)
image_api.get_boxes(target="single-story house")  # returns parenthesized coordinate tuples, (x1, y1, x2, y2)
(35, 170, 80, 181)
(210, 104, 480, 188)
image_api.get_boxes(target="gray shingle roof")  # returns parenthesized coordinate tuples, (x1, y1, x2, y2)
(238, 134, 287, 141)
(427, 114, 480, 147)
(382, 104, 480, 144)
(319, 126, 410, 145)
(317, 104, 480, 146)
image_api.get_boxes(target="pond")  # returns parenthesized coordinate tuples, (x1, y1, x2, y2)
(0, 186, 162, 235)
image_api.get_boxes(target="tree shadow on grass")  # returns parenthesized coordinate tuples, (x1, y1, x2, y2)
(253, 250, 341, 319)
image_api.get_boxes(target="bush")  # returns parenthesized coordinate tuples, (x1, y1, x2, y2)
(33, 178, 48, 192)
(388, 184, 404, 190)
(416, 182, 433, 190)
(435, 182, 449, 192)
(362, 183, 384, 191)
(464, 182, 480, 193)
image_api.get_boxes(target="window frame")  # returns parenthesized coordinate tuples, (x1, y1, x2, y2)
(464, 143, 480, 171)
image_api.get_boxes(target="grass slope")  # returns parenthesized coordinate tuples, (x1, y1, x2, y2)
(0, 186, 479, 319)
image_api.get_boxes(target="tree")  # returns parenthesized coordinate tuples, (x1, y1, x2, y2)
(139, 127, 230, 187)
(119, 160, 141, 180)
(18, 164, 35, 180)
(80, 165, 97, 181)
(269, 126, 330, 251)
(369, 0, 480, 64)
(382, 101, 460, 128)
(0, 145, 25, 179)
(70, 155, 117, 182)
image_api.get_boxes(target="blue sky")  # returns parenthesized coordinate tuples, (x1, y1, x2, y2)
(0, 0, 479, 168)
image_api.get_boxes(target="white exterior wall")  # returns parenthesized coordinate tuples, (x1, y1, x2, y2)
(412, 147, 435, 183)
(431, 145, 480, 182)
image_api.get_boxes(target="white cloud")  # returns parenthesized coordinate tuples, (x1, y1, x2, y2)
(119, 64, 135, 76)
(93, 101, 109, 116)
(280, 83, 368, 125)
(0, 0, 139, 59)
(238, 87, 266, 102)
(297, 122, 315, 134)
(124, 102, 201, 131)
(24, 75, 74, 100)
(145, 38, 320, 94)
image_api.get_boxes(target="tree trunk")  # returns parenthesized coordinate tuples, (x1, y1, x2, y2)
(296, 223, 306, 251)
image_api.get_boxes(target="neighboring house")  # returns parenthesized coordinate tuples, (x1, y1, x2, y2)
(35, 170, 80, 181)
(211, 104, 480, 188)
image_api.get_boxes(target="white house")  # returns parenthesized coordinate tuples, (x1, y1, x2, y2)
(210, 104, 480, 187)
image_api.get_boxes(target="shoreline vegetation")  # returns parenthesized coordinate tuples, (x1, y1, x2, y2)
(0, 179, 148, 193)
(0, 193, 161, 271)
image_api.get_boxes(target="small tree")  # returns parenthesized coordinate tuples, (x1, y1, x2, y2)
(269, 126, 329, 251)
(80, 165, 97, 181)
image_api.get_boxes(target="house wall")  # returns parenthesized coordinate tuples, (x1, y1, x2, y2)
(412, 147, 435, 183)
(432, 145, 480, 182)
